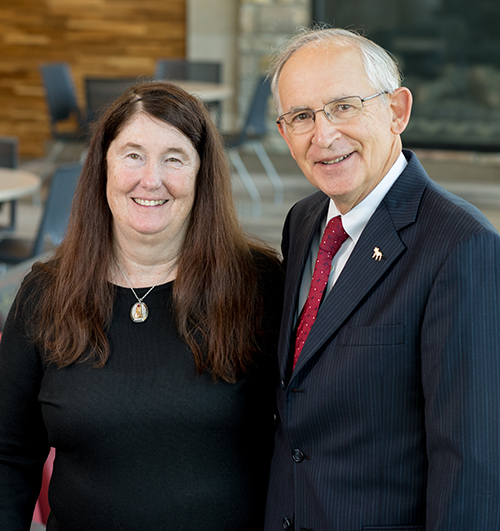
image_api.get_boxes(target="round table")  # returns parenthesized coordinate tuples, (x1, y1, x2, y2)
(0, 169, 41, 232)
(0, 169, 41, 202)
(174, 80, 233, 103)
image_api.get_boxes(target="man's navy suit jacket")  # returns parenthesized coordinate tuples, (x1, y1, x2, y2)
(264, 150, 500, 531)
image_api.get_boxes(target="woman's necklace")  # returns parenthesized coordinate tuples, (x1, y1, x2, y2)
(112, 255, 177, 323)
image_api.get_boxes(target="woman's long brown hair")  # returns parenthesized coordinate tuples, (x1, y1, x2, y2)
(22, 81, 280, 383)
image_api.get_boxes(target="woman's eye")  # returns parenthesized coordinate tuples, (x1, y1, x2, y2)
(127, 153, 141, 160)
(165, 157, 183, 166)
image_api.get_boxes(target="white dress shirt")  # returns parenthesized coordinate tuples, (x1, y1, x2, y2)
(295, 152, 408, 323)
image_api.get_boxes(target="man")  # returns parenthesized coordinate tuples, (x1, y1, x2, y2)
(264, 27, 500, 531)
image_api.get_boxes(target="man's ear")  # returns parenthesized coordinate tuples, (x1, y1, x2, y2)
(277, 120, 297, 161)
(389, 87, 413, 135)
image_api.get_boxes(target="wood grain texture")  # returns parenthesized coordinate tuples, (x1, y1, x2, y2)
(0, 0, 186, 157)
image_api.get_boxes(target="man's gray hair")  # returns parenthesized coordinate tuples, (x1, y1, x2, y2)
(269, 26, 403, 114)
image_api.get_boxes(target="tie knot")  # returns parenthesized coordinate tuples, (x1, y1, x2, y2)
(320, 215, 348, 255)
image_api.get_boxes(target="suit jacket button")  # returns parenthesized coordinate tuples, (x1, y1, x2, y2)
(282, 517, 292, 530)
(292, 448, 305, 463)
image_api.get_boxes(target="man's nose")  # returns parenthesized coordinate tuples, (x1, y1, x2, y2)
(311, 111, 342, 147)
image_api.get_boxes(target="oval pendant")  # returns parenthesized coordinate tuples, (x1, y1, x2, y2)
(130, 302, 149, 323)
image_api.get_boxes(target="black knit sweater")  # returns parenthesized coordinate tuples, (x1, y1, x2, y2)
(0, 259, 283, 531)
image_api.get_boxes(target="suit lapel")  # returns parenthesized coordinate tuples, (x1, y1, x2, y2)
(291, 202, 405, 375)
(279, 196, 328, 381)
(289, 151, 430, 380)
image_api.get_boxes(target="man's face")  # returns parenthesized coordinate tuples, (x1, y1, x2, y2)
(277, 42, 409, 213)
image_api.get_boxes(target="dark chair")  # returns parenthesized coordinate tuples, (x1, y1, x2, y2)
(0, 163, 81, 265)
(0, 136, 19, 232)
(155, 59, 223, 122)
(39, 63, 88, 171)
(224, 76, 283, 218)
(154, 59, 221, 83)
(85, 77, 139, 123)
(0, 136, 19, 168)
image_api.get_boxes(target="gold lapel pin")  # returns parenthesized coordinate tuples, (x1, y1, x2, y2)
(372, 247, 383, 261)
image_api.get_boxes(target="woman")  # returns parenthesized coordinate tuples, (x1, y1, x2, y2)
(0, 82, 283, 530)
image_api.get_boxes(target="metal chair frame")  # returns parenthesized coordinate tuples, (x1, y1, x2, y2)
(0, 163, 82, 265)
(225, 76, 283, 218)
(39, 63, 87, 180)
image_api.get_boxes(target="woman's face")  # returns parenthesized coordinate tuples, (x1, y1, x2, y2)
(106, 113, 200, 247)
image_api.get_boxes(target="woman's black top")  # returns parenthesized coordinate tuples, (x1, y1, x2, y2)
(0, 257, 283, 531)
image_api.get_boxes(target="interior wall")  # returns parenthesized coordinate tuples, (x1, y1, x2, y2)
(0, 0, 186, 157)
(187, 0, 238, 131)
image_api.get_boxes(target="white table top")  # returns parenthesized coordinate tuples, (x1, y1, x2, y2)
(174, 80, 233, 102)
(0, 169, 41, 202)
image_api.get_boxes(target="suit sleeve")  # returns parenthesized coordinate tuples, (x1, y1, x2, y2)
(421, 228, 500, 529)
(0, 286, 49, 530)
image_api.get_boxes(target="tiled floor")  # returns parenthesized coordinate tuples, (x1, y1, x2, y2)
(8, 149, 500, 255)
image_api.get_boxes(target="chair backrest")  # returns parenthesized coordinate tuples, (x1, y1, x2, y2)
(155, 59, 221, 83)
(39, 63, 81, 133)
(32, 162, 82, 256)
(85, 77, 138, 123)
(0, 137, 19, 169)
(238, 75, 272, 143)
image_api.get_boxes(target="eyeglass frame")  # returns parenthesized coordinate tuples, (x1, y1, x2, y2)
(276, 91, 390, 131)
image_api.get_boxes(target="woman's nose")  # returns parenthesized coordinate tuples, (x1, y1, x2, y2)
(141, 163, 162, 189)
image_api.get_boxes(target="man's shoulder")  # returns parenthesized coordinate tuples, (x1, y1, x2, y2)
(422, 179, 498, 236)
(391, 151, 498, 237)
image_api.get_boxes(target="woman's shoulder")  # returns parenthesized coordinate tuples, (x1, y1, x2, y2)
(248, 247, 284, 308)
(13, 259, 58, 313)
(250, 246, 283, 280)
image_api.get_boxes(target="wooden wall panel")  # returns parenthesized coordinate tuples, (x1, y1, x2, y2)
(0, 0, 186, 157)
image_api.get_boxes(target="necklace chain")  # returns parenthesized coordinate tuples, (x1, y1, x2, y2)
(112, 254, 177, 304)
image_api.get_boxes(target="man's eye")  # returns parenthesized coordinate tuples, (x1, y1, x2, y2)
(291, 111, 313, 123)
(332, 103, 352, 113)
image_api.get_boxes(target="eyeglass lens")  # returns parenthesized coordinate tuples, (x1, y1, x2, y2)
(285, 96, 364, 132)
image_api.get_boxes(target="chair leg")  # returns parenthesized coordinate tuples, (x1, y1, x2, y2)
(251, 141, 283, 205)
(228, 149, 261, 218)
(0, 200, 17, 236)
(33, 140, 66, 206)
(40, 140, 66, 180)
(8, 200, 17, 232)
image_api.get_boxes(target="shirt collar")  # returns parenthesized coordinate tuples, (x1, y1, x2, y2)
(327, 152, 408, 243)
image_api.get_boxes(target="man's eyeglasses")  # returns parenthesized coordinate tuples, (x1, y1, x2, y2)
(276, 92, 389, 134)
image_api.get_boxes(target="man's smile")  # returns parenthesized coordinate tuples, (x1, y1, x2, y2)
(318, 152, 353, 165)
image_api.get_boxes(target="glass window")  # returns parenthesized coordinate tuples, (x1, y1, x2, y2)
(313, 0, 500, 151)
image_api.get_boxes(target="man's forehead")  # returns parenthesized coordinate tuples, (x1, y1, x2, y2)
(284, 40, 362, 72)
(278, 42, 369, 109)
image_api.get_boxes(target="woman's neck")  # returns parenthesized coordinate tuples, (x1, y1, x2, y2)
(110, 236, 181, 288)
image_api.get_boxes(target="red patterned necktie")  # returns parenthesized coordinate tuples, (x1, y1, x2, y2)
(293, 216, 348, 369)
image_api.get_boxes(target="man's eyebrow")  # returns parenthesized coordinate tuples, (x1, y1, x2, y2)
(286, 105, 313, 113)
(287, 94, 356, 111)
